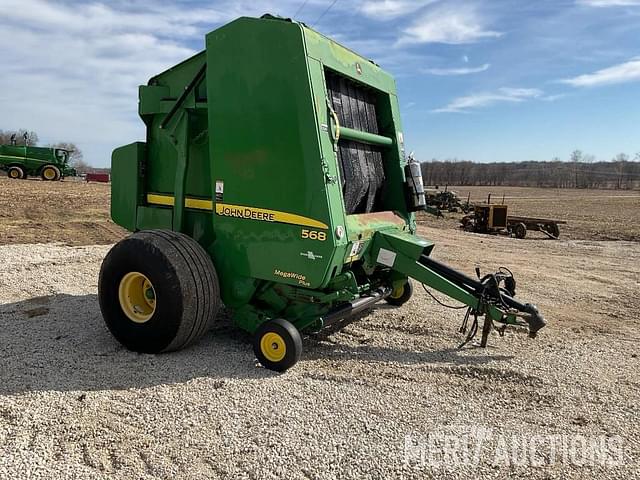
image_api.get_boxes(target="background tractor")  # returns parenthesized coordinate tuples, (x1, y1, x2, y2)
(100, 15, 545, 371)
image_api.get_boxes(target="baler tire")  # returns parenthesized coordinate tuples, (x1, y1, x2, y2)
(98, 230, 220, 354)
(7, 166, 24, 179)
(386, 280, 413, 307)
(253, 318, 302, 372)
(514, 222, 527, 239)
(41, 165, 61, 181)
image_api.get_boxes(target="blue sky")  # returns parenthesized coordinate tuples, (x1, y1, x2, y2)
(1, 0, 639, 166)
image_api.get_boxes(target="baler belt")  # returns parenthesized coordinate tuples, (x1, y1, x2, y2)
(326, 70, 386, 215)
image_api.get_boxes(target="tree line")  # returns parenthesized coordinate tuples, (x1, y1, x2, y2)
(0, 129, 39, 147)
(0, 129, 90, 173)
(421, 151, 640, 190)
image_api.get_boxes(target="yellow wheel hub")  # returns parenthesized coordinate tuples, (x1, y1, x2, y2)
(43, 168, 56, 180)
(118, 272, 156, 323)
(390, 284, 405, 299)
(10, 170, 19, 178)
(260, 332, 286, 362)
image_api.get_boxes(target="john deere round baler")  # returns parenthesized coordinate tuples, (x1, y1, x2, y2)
(100, 15, 545, 371)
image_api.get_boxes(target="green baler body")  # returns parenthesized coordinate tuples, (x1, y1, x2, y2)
(0, 145, 75, 177)
(111, 16, 456, 333)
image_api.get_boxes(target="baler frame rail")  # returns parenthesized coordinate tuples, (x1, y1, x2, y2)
(319, 287, 393, 328)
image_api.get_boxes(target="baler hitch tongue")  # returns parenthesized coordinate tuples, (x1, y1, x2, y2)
(416, 255, 547, 345)
(372, 230, 546, 346)
(520, 303, 546, 338)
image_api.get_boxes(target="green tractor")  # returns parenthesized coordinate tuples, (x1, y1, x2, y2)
(0, 142, 76, 180)
(100, 15, 545, 371)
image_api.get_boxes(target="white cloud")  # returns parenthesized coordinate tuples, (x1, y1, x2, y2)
(361, 0, 439, 20)
(541, 94, 567, 102)
(433, 87, 543, 113)
(0, 0, 391, 165)
(423, 63, 490, 75)
(0, 0, 232, 38)
(397, 4, 502, 45)
(0, 0, 308, 166)
(497, 88, 542, 97)
(560, 58, 640, 86)
(577, 0, 640, 6)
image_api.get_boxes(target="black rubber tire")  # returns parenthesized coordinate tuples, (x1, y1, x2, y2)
(7, 166, 24, 179)
(386, 280, 414, 306)
(253, 318, 302, 372)
(41, 165, 61, 181)
(98, 230, 220, 353)
(514, 222, 527, 239)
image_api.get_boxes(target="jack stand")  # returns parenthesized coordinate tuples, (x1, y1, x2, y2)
(480, 314, 492, 347)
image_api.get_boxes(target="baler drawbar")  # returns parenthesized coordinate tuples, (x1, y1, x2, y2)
(99, 14, 545, 371)
(369, 230, 545, 345)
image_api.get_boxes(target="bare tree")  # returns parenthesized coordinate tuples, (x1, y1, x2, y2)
(581, 154, 596, 188)
(570, 150, 583, 188)
(612, 153, 630, 189)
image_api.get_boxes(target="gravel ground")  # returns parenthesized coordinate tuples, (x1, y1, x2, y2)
(1, 229, 639, 479)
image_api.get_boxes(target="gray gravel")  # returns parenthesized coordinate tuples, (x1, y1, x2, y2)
(0, 235, 639, 479)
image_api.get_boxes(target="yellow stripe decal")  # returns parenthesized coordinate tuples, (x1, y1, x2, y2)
(186, 197, 214, 210)
(146, 194, 328, 229)
(147, 194, 213, 211)
(147, 194, 176, 207)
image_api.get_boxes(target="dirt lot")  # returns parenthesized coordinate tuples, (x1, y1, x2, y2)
(0, 176, 125, 246)
(1, 177, 637, 245)
(0, 179, 639, 478)
(422, 185, 640, 242)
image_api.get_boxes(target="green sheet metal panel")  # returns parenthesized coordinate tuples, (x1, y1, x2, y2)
(205, 17, 338, 299)
(141, 51, 211, 199)
(302, 27, 396, 94)
(111, 142, 145, 231)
